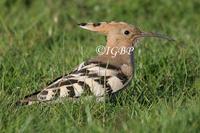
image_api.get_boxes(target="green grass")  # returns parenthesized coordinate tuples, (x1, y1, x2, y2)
(0, 0, 200, 132)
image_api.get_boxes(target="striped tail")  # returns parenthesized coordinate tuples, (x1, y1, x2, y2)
(16, 91, 41, 105)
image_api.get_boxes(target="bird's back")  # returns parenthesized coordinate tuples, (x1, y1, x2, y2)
(18, 59, 133, 105)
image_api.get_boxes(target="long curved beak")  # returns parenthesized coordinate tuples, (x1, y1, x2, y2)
(137, 32, 175, 41)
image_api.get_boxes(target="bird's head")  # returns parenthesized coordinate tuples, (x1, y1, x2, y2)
(79, 21, 174, 48)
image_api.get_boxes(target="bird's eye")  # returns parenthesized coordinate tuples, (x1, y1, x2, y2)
(124, 30, 130, 35)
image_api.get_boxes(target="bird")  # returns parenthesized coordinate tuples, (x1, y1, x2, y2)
(17, 21, 174, 105)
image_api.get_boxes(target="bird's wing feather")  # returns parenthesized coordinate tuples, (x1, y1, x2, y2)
(17, 61, 131, 105)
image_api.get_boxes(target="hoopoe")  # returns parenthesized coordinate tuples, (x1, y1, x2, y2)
(17, 21, 174, 105)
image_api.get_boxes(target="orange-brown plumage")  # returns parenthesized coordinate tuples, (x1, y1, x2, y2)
(17, 21, 174, 105)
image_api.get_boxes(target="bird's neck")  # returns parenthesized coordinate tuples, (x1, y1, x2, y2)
(104, 40, 134, 65)
(91, 42, 135, 77)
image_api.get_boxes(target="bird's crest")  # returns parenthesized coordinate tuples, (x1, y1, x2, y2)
(78, 21, 174, 43)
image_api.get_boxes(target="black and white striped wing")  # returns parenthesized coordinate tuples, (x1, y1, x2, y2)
(36, 61, 131, 101)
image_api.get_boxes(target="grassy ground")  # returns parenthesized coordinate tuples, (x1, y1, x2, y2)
(0, 0, 200, 132)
